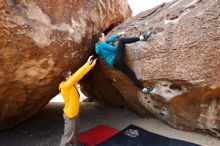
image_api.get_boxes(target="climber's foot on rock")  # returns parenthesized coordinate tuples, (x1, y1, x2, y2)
(142, 86, 154, 94)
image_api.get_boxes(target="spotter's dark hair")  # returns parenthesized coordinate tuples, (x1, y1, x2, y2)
(59, 69, 69, 81)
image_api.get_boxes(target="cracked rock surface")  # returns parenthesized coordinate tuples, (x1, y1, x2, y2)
(0, 0, 131, 130)
(81, 0, 220, 137)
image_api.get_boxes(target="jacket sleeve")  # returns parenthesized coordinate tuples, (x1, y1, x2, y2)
(95, 44, 100, 54)
(60, 63, 93, 89)
(106, 34, 119, 44)
(101, 42, 117, 52)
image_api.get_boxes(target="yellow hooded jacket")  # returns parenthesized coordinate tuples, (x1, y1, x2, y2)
(59, 63, 93, 118)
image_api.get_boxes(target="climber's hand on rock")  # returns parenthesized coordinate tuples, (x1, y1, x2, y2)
(117, 31, 126, 37)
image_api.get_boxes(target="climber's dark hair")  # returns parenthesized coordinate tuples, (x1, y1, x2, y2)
(98, 32, 105, 38)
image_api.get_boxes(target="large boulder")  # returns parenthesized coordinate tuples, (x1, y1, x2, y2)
(0, 0, 131, 130)
(81, 0, 220, 137)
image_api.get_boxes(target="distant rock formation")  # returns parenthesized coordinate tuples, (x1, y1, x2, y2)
(0, 0, 131, 130)
(81, 0, 220, 137)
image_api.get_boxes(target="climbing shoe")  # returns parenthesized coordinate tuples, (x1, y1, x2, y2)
(143, 31, 152, 41)
(142, 86, 154, 94)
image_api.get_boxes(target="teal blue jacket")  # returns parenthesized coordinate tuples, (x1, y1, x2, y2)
(95, 34, 119, 68)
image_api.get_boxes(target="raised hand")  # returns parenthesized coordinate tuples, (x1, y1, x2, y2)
(87, 55, 94, 65)
(91, 58, 97, 66)
(87, 55, 97, 66)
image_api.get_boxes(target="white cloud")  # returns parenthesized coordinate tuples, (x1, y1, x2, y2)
(127, 0, 173, 16)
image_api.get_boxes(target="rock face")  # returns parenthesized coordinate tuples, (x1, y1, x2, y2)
(81, 0, 220, 137)
(0, 0, 131, 130)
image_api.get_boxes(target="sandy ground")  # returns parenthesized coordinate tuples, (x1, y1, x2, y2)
(0, 102, 220, 146)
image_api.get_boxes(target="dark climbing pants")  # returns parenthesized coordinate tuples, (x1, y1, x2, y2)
(113, 37, 144, 90)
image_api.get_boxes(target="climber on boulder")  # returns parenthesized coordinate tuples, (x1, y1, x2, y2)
(95, 31, 154, 93)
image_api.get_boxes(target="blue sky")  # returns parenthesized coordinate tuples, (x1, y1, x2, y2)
(127, 0, 173, 15)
